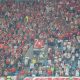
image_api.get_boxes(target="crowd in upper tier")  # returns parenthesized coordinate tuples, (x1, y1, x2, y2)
(0, 0, 80, 78)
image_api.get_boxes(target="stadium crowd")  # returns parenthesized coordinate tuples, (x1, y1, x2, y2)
(0, 0, 80, 78)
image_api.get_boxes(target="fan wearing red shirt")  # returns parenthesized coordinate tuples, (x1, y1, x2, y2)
(47, 69, 52, 76)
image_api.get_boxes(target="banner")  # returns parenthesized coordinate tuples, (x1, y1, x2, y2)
(23, 77, 80, 80)
(0, 77, 80, 80)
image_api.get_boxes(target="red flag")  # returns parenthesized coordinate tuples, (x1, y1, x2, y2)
(34, 39, 44, 49)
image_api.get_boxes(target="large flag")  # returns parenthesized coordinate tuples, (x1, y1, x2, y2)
(34, 39, 44, 49)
